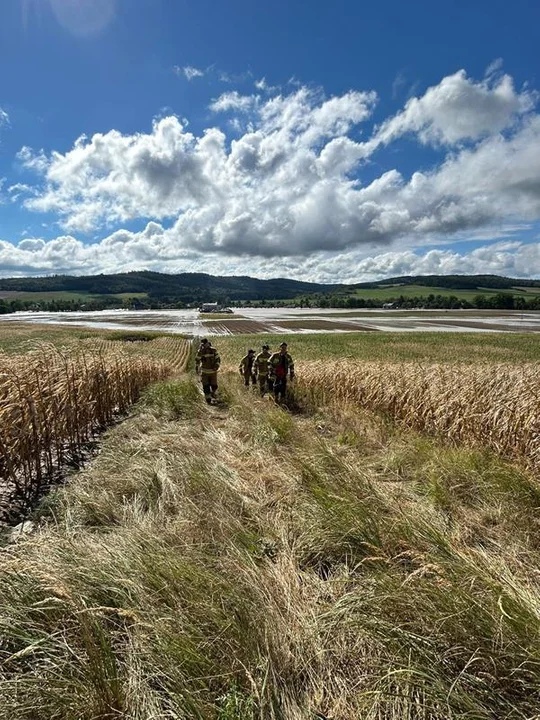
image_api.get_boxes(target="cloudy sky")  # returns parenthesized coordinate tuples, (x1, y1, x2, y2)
(0, 0, 539, 282)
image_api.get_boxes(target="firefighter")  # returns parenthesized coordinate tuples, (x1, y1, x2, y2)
(253, 344, 272, 396)
(268, 342, 294, 403)
(195, 338, 220, 404)
(239, 349, 257, 387)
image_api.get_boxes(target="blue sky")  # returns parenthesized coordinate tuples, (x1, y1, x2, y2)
(0, 0, 539, 281)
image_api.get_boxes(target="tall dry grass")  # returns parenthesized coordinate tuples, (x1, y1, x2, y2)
(0, 343, 172, 504)
(300, 360, 540, 472)
(2, 375, 540, 719)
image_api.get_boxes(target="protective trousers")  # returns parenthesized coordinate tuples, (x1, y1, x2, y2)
(201, 371, 218, 403)
(243, 371, 257, 386)
(258, 374, 271, 395)
(273, 376, 287, 402)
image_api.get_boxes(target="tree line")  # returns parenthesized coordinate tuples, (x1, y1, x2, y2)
(1, 291, 540, 315)
(246, 292, 540, 310)
(0, 296, 188, 314)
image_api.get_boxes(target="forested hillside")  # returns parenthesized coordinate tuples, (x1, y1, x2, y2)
(1, 272, 540, 313)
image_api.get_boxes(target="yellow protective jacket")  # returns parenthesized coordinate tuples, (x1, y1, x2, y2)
(253, 350, 271, 377)
(268, 351, 294, 379)
(196, 344, 220, 374)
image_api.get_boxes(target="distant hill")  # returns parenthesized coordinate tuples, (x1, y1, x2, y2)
(1, 272, 540, 314)
(1, 271, 540, 301)
(0, 271, 341, 302)
(352, 274, 540, 291)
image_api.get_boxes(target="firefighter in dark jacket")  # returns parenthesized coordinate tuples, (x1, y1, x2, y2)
(195, 338, 220, 404)
(268, 342, 294, 403)
(239, 349, 257, 386)
(253, 344, 272, 396)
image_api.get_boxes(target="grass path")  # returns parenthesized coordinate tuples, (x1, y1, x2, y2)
(2, 372, 540, 718)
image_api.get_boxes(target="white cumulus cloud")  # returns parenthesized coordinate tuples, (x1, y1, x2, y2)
(375, 70, 535, 146)
(8, 68, 540, 279)
(0, 229, 539, 283)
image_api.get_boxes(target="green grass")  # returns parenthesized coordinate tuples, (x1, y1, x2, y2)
(106, 330, 171, 342)
(110, 292, 148, 299)
(0, 290, 100, 302)
(214, 330, 540, 366)
(349, 283, 540, 300)
(0, 324, 106, 353)
(265, 283, 511, 302)
(513, 285, 540, 294)
(2, 323, 539, 364)
(3, 374, 540, 718)
(0, 290, 149, 302)
(0, 324, 173, 354)
(139, 378, 203, 419)
(199, 312, 237, 319)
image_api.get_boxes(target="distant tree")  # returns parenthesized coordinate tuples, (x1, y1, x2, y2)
(474, 294, 488, 309)
(492, 293, 515, 310)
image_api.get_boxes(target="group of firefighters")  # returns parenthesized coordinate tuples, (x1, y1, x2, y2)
(195, 338, 295, 404)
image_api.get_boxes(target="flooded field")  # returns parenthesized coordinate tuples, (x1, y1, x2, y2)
(1, 307, 539, 335)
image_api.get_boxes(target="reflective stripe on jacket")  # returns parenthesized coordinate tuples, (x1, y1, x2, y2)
(254, 351, 271, 376)
(269, 352, 294, 378)
(196, 346, 220, 374)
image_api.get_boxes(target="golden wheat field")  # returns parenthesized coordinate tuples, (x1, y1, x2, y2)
(0, 336, 191, 510)
(300, 360, 540, 472)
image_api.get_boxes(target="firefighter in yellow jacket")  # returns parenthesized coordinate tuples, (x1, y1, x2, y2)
(195, 338, 220, 404)
(268, 342, 294, 403)
(239, 349, 257, 387)
(253, 344, 272, 396)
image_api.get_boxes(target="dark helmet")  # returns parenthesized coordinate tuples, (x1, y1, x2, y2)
(248, 348, 255, 354)
(280, 342, 288, 348)
(200, 338, 209, 345)
(262, 344, 270, 350)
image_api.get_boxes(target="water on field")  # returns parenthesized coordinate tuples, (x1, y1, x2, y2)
(1, 307, 539, 335)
